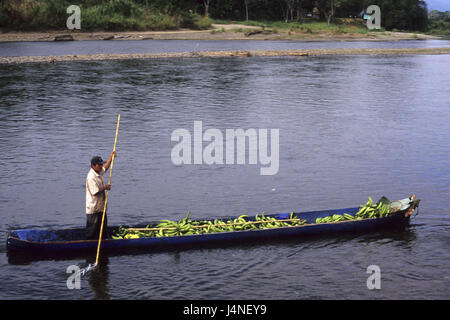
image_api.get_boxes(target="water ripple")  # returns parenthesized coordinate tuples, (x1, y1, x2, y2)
(1, 53, 449, 299)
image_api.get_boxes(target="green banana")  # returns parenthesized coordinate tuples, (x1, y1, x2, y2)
(115, 203, 374, 239)
(360, 207, 368, 214)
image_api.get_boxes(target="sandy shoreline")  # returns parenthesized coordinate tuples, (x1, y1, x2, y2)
(0, 24, 442, 42)
(2, 47, 450, 65)
(1, 24, 448, 64)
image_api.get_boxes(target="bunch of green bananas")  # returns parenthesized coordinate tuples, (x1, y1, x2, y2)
(315, 213, 356, 224)
(148, 213, 197, 237)
(314, 197, 391, 224)
(112, 212, 307, 239)
(112, 226, 140, 239)
(355, 197, 390, 219)
(253, 212, 306, 229)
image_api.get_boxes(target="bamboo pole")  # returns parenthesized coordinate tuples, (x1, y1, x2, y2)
(95, 114, 120, 266)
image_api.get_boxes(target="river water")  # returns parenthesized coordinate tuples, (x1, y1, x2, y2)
(0, 40, 449, 300)
(1, 39, 450, 57)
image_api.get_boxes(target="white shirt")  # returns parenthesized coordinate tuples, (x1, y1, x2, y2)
(86, 167, 106, 214)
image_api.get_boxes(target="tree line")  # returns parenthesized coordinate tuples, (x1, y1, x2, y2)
(143, 0, 430, 31)
(0, 0, 432, 32)
(428, 9, 450, 35)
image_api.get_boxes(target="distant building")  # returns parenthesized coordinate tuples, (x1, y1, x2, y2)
(360, 9, 373, 20)
(305, 7, 320, 20)
(312, 7, 320, 19)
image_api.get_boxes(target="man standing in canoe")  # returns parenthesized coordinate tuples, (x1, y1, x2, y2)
(86, 151, 116, 240)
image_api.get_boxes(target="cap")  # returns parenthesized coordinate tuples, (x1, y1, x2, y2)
(91, 156, 104, 166)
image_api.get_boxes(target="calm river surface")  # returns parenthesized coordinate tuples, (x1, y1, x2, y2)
(0, 40, 449, 300)
(1, 39, 450, 57)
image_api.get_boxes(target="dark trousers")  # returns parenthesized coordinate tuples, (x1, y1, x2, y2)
(86, 212, 108, 240)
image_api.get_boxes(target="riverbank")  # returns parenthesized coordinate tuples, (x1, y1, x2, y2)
(2, 47, 450, 64)
(0, 23, 441, 42)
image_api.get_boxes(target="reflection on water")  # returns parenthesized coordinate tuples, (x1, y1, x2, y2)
(88, 256, 110, 300)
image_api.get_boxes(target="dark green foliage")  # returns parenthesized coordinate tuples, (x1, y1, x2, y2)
(0, 0, 433, 32)
(428, 10, 450, 35)
(362, 0, 428, 31)
(179, 11, 213, 30)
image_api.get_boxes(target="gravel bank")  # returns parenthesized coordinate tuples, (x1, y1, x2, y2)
(1, 47, 449, 64)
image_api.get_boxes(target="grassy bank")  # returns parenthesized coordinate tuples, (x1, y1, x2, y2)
(212, 18, 446, 41)
(0, 0, 212, 31)
(1, 0, 444, 41)
(212, 18, 379, 35)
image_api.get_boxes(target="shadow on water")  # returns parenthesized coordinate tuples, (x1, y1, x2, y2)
(86, 255, 111, 300)
(82, 228, 419, 299)
(6, 226, 418, 299)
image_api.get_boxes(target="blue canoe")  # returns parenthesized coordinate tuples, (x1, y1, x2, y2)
(6, 197, 420, 260)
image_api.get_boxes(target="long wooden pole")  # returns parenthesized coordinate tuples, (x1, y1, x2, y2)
(95, 114, 120, 266)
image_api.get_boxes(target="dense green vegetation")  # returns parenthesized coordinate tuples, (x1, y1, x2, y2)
(211, 0, 429, 31)
(0, 0, 213, 31)
(0, 0, 444, 33)
(427, 10, 450, 36)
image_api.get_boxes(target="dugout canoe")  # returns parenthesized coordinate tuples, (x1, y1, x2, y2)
(6, 196, 420, 260)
